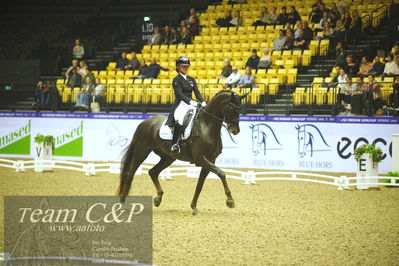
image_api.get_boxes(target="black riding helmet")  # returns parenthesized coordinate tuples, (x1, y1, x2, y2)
(175, 56, 190, 73)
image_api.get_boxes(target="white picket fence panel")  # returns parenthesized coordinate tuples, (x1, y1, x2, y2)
(1, 158, 398, 190)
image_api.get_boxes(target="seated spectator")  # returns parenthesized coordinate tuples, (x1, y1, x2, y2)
(357, 56, 373, 77)
(257, 48, 272, 69)
(252, 7, 270, 26)
(180, 26, 192, 44)
(216, 11, 233, 27)
(329, 12, 339, 28)
(276, 7, 289, 25)
(178, 20, 187, 35)
(131, 60, 148, 79)
(163, 25, 172, 45)
(218, 59, 233, 79)
(302, 21, 314, 44)
(65, 59, 79, 79)
(268, 7, 279, 25)
(382, 54, 399, 78)
(93, 78, 106, 103)
(237, 66, 255, 89)
(342, 11, 352, 31)
(284, 23, 294, 35)
(78, 61, 88, 76)
(392, 43, 399, 57)
(186, 7, 199, 24)
(330, 3, 341, 19)
(273, 30, 287, 51)
(369, 56, 385, 77)
(334, 41, 347, 68)
(337, 75, 356, 110)
(245, 49, 260, 69)
(66, 68, 82, 88)
(363, 74, 382, 114)
(223, 67, 242, 89)
(146, 58, 169, 79)
(316, 21, 333, 40)
(310, 5, 323, 24)
(148, 27, 162, 45)
(170, 27, 181, 44)
(188, 17, 200, 36)
(41, 81, 52, 106)
(282, 30, 295, 50)
(323, 65, 341, 89)
(294, 21, 303, 39)
(342, 55, 358, 76)
(76, 76, 95, 109)
(116, 52, 129, 70)
(316, 11, 330, 32)
(293, 29, 308, 50)
(72, 39, 84, 61)
(337, 0, 349, 14)
(331, 19, 346, 44)
(128, 52, 140, 71)
(229, 10, 243, 27)
(389, 76, 399, 108)
(287, 6, 301, 25)
(81, 68, 95, 86)
(336, 68, 348, 91)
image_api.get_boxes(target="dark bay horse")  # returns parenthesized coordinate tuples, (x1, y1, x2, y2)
(118, 90, 249, 215)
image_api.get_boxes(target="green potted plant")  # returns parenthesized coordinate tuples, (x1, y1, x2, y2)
(34, 134, 55, 150)
(385, 171, 399, 187)
(33, 134, 55, 172)
(354, 144, 383, 189)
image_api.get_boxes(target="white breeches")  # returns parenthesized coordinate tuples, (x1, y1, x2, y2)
(174, 101, 195, 125)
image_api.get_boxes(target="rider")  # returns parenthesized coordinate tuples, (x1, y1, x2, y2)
(165, 56, 206, 153)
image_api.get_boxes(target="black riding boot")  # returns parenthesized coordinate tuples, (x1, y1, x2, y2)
(171, 124, 182, 153)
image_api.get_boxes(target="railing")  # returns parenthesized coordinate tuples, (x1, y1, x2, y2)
(371, 5, 389, 28)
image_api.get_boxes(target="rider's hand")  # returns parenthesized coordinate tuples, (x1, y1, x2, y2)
(201, 102, 206, 107)
(189, 100, 198, 107)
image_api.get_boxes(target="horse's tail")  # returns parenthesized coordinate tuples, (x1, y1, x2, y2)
(118, 140, 135, 198)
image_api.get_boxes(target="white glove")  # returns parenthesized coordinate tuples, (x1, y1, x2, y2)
(190, 100, 198, 107)
(201, 102, 207, 107)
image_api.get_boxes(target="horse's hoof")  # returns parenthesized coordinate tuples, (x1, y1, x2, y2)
(153, 197, 162, 207)
(120, 202, 128, 210)
(226, 199, 235, 208)
(192, 209, 201, 216)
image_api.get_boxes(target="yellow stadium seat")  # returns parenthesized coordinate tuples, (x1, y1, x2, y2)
(287, 68, 298, 83)
(268, 78, 279, 95)
(106, 62, 116, 71)
(107, 71, 116, 79)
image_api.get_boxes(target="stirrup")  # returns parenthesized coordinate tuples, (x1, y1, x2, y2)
(171, 144, 181, 153)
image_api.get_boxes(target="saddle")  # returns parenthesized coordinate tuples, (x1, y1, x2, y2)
(159, 109, 197, 140)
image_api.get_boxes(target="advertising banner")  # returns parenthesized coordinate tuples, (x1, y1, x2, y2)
(0, 112, 398, 173)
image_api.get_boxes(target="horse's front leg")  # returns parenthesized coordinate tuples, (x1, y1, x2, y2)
(198, 157, 235, 209)
(191, 168, 209, 216)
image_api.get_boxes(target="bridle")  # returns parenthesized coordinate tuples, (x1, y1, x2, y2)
(199, 102, 242, 124)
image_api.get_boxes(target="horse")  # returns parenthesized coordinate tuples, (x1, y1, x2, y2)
(249, 123, 282, 156)
(118, 90, 249, 215)
(295, 124, 330, 158)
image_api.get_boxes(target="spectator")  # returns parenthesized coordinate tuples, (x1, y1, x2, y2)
(237, 66, 255, 89)
(284, 23, 294, 35)
(218, 59, 233, 79)
(34, 81, 44, 106)
(180, 26, 192, 44)
(76, 76, 95, 109)
(148, 27, 162, 45)
(223, 67, 242, 89)
(163, 25, 172, 44)
(66, 67, 82, 88)
(389, 76, 399, 108)
(178, 20, 188, 35)
(228, 0, 247, 4)
(170, 27, 181, 44)
(282, 30, 295, 50)
(294, 21, 303, 39)
(116, 52, 129, 70)
(93, 78, 106, 103)
(41, 81, 52, 106)
(349, 10, 362, 43)
(81, 68, 95, 86)
(337, 68, 348, 90)
(337, 75, 356, 110)
(369, 56, 385, 77)
(128, 52, 140, 71)
(329, 12, 339, 29)
(342, 55, 358, 76)
(316, 21, 333, 40)
(355, 76, 367, 93)
(252, 7, 270, 26)
(310, 5, 323, 24)
(131, 59, 148, 79)
(65, 59, 79, 79)
(330, 4, 341, 19)
(276, 7, 289, 25)
(188, 17, 200, 36)
(146, 58, 169, 79)
(78, 61, 88, 76)
(323, 65, 341, 89)
(186, 8, 199, 24)
(245, 49, 260, 69)
(302, 21, 314, 44)
(317, 11, 330, 32)
(268, 7, 279, 25)
(229, 10, 243, 27)
(357, 56, 373, 77)
(337, 0, 349, 14)
(334, 41, 347, 67)
(72, 39, 84, 61)
(216, 11, 233, 27)
(342, 11, 352, 31)
(287, 6, 301, 25)
(392, 43, 399, 57)
(382, 54, 399, 78)
(363, 74, 382, 114)
(293, 29, 308, 50)
(273, 30, 287, 51)
(331, 19, 346, 44)
(257, 48, 272, 69)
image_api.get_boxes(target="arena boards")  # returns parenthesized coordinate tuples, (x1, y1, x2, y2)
(0, 112, 398, 173)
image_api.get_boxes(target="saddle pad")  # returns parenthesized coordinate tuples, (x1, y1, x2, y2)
(159, 111, 196, 140)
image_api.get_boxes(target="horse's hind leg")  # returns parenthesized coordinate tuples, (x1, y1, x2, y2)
(148, 156, 175, 207)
